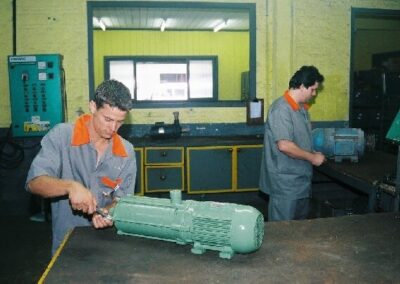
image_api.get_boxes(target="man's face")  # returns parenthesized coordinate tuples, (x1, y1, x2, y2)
(90, 102, 127, 139)
(300, 82, 320, 103)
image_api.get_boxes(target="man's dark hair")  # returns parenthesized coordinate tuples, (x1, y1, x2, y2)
(93, 79, 132, 111)
(288, 66, 324, 89)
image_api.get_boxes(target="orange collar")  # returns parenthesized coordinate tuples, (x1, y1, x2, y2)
(71, 114, 128, 157)
(283, 90, 310, 111)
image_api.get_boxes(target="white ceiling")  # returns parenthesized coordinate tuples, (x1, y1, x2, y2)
(92, 7, 249, 31)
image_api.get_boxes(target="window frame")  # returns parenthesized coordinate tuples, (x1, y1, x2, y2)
(87, 1, 256, 109)
(104, 56, 218, 103)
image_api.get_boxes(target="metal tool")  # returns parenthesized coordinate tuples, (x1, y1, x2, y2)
(95, 206, 113, 221)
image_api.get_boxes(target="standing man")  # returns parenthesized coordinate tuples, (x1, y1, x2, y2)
(26, 79, 136, 254)
(260, 66, 325, 221)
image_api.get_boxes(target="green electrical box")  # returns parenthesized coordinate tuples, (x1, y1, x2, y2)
(8, 54, 65, 137)
(386, 109, 400, 143)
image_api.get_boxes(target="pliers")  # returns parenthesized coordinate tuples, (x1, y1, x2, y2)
(95, 206, 113, 221)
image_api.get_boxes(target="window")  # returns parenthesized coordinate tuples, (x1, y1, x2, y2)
(109, 60, 135, 96)
(88, 2, 256, 107)
(106, 57, 216, 101)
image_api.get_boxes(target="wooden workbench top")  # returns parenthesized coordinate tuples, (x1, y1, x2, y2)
(41, 213, 400, 283)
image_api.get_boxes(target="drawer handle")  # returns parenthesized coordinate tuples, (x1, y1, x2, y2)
(160, 175, 166, 181)
(228, 148, 233, 152)
(161, 151, 167, 157)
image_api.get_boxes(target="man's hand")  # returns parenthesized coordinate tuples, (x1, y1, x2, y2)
(277, 140, 326, 166)
(28, 176, 97, 215)
(311, 152, 326, 166)
(67, 181, 97, 214)
(92, 208, 113, 229)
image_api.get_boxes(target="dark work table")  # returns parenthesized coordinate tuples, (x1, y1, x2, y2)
(129, 135, 263, 147)
(41, 213, 400, 283)
(316, 151, 397, 211)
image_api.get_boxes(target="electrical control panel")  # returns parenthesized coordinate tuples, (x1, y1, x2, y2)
(8, 54, 65, 137)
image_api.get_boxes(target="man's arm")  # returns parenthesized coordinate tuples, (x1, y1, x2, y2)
(277, 140, 325, 166)
(28, 175, 97, 214)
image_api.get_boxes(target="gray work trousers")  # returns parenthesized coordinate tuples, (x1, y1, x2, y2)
(268, 197, 310, 221)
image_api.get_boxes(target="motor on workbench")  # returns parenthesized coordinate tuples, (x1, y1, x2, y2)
(109, 190, 264, 259)
(312, 128, 365, 162)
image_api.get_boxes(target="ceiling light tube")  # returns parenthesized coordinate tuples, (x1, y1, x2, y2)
(160, 19, 167, 32)
(213, 20, 227, 32)
(99, 19, 106, 31)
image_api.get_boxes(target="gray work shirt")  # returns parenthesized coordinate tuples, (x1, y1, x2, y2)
(259, 93, 313, 200)
(26, 115, 136, 254)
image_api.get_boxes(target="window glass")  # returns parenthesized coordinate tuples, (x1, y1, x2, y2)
(107, 57, 215, 101)
(136, 63, 187, 101)
(189, 60, 213, 99)
(109, 60, 134, 98)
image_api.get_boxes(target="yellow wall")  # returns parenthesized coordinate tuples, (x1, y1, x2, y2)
(94, 30, 249, 101)
(1, 0, 400, 128)
(268, 0, 400, 122)
(0, 0, 13, 126)
(13, 0, 89, 125)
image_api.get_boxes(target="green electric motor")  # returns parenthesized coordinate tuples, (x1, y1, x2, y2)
(109, 190, 264, 259)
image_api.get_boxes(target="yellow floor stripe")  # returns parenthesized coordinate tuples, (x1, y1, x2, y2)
(37, 229, 73, 284)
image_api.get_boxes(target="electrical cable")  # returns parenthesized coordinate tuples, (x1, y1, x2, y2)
(61, 66, 68, 122)
(0, 125, 25, 169)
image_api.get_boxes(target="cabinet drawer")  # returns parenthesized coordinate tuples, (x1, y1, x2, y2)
(352, 91, 381, 107)
(352, 109, 382, 128)
(187, 146, 233, 193)
(145, 166, 184, 192)
(385, 72, 400, 95)
(145, 147, 183, 165)
(237, 145, 262, 191)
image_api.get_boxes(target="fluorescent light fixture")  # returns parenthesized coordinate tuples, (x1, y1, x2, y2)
(98, 19, 106, 31)
(160, 18, 167, 32)
(213, 20, 228, 32)
(94, 17, 107, 31)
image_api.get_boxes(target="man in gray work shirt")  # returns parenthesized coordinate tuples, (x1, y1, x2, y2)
(259, 66, 325, 221)
(26, 79, 136, 254)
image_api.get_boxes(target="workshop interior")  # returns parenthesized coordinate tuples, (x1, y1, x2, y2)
(0, 1, 400, 283)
